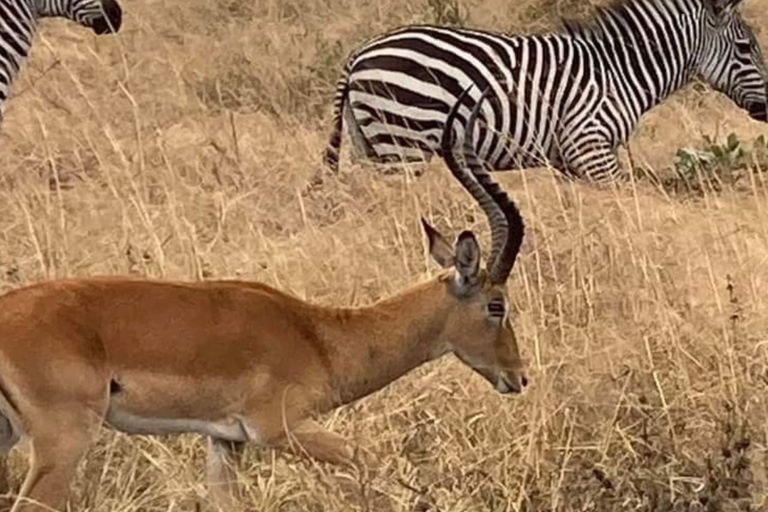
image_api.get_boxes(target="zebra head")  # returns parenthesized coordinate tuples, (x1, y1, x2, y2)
(698, 0, 767, 122)
(37, 0, 123, 35)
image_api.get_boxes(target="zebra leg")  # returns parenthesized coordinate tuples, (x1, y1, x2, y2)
(343, 105, 379, 164)
(560, 134, 625, 184)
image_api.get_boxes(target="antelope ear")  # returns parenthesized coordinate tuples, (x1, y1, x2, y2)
(454, 231, 481, 281)
(422, 218, 454, 268)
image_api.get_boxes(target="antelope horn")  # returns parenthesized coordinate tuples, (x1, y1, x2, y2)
(453, 88, 525, 284)
(442, 86, 508, 268)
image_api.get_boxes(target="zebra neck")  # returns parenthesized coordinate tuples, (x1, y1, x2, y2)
(0, 0, 36, 106)
(586, 0, 704, 120)
(33, 0, 69, 18)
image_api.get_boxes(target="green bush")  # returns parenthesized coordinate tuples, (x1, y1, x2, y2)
(651, 133, 768, 196)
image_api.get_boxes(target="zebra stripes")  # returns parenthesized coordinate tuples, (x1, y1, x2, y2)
(323, 0, 768, 182)
(0, 0, 122, 123)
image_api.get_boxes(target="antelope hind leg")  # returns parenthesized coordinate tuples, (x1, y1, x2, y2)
(277, 418, 360, 467)
(206, 438, 245, 511)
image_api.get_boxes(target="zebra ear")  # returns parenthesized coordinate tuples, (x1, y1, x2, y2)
(709, 0, 743, 16)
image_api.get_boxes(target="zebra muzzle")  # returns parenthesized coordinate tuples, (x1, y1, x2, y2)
(92, 0, 123, 35)
(747, 102, 768, 122)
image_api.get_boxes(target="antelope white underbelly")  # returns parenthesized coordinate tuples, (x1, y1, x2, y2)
(104, 405, 261, 443)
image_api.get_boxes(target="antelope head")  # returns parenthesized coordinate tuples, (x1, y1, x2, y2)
(423, 88, 527, 394)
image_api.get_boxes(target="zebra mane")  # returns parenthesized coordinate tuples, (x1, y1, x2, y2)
(560, 0, 705, 39)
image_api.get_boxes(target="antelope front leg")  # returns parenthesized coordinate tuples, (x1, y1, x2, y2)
(0, 460, 10, 512)
(278, 419, 356, 467)
(11, 407, 99, 512)
(206, 438, 245, 511)
(0, 415, 21, 510)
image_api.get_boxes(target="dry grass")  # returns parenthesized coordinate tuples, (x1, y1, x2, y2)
(0, 0, 767, 510)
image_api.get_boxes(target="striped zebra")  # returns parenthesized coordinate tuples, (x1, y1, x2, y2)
(323, 0, 767, 182)
(0, 0, 122, 123)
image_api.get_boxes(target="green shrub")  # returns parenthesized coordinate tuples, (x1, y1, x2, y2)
(648, 133, 768, 196)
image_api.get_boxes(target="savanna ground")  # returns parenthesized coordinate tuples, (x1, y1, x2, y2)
(0, 0, 767, 510)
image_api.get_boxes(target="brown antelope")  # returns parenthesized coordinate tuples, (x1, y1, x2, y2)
(0, 90, 526, 511)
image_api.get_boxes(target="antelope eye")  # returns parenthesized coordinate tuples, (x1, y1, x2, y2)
(487, 299, 506, 317)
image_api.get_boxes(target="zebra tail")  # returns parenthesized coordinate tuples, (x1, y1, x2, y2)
(322, 76, 350, 173)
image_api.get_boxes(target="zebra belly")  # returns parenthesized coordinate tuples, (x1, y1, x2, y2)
(493, 133, 564, 170)
(343, 27, 580, 171)
(348, 91, 561, 170)
(346, 77, 564, 170)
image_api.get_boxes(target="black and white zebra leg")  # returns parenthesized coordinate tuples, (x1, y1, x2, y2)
(583, 151, 623, 183)
(561, 135, 625, 185)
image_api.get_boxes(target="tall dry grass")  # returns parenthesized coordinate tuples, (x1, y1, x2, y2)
(0, 0, 767, 510)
